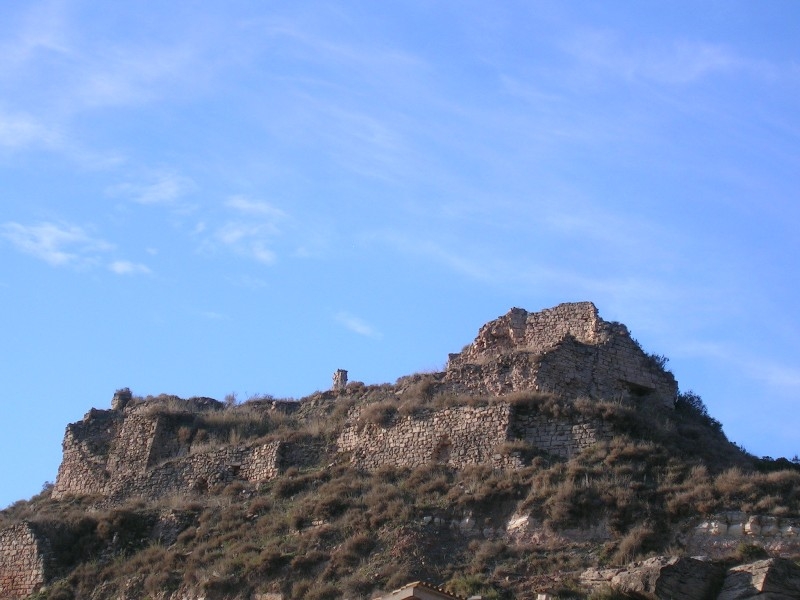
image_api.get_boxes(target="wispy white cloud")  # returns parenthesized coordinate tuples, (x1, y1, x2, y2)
(374, 231, 493, 282)
(335, 311, 381, 339)
(107, 171, 196, 206)
(228, 274, 268, 289)
(226, 196, 286, 219)
(678, 340, 800, 391)
(72, 44, 199, 110)
(210, 196, 287, 264)
(0, 110, 59, 149)
(0, 1, 72, 70)
(261, 19, 426, 76)
(1, 2, 203, 110)
(109, 260, 151, 275)
(563, 30, 763, 85)
(1, 221, 112, 267)
(214, 224, 277, 265)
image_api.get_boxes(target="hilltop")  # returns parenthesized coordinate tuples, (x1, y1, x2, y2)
(1, 302, 799, 600)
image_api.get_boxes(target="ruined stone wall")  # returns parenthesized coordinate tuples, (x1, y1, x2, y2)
(52, 409, 121, 499)
(109, 441, 283, 501)
(511, 411, 611, 459)
(52, 400, 306, 503)
(338, 404, 512, 470)
(450, 302, 603, 367)
(106, 413, 163, 478)
(0, 522, 51, 600)
(535, 334, 677, 407)
(53, 411, 178, 500)
(444, 303, 677, 407)
(337, 403, 609, 469)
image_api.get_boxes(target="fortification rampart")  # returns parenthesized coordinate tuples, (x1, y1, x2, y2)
(52, 398, 322, 503)
(0, 522, 52, 600)
(445, 302, 677, 406)
(453, 303, 604, 364)
(337, 403, 610, 470)
(337, 404, 512, 470)
(51, 302, 673, 502)
(51, 409, 122, 499)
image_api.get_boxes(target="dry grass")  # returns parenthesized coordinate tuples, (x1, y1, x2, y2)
(8, 386, 800, 600)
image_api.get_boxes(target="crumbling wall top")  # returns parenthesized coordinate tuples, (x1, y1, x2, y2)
(450, 302, 605, 366)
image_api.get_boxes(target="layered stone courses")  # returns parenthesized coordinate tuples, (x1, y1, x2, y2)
(0, 522, 52, 600)
(337, 403, 611, 470)
(446, 302, 677, 407)
(52, 302, 668, 502)
(51, 401, 321, 502)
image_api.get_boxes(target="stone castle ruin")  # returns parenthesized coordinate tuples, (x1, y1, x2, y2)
(332, 369, 348, 392)
(0, 523, 54, 600)
(50, 397, 317, 502)
(48, 302, 675, 503)
(444, 302, 677, 406)
(1, 302, 688, 598)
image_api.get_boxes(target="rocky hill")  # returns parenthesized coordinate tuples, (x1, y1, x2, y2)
(1, 302, 799, 600)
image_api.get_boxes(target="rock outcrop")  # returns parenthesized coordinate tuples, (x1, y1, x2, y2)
(581, 556, 800, 600)
(581, 556, 725, 600)
(685, 513, 800, 558)
(717, 558, 800, 600)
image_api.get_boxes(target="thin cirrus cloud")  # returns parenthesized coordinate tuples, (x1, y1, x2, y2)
(678, 340, 800, 391)
(210, 197, 287, 264)
(1, 221, 112, 267)
(2, 221, 151, 276)
(108, 260, 151, 276)
(335, 312, 381, 339)
(562, 31, 752, 85)
(106, 172, 196, 206)
(0, 110, 59, 149)
(225, 196, 287, 220)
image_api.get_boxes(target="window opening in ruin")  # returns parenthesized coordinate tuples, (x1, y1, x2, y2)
(432, 436, 452, 464)
(621, 380, 655, 397)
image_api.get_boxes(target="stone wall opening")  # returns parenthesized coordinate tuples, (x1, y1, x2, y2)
(432, 436, 452, 464)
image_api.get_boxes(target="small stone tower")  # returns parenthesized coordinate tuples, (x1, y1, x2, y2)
(332, 369, 348, 392)
(111, 387, 132, 411)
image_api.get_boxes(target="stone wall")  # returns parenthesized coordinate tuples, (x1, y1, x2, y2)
(337, 403, 609, 469)
(453, 303, 604, 364)
(52, 399, 322, 503)
(108, 441, 283, 501)
(511, 411, 611, 459)
(338, 404, 512, 470)
(445, 303, 677, 407)
(51, 409, 121, 499)
(0, 522, 52, 600)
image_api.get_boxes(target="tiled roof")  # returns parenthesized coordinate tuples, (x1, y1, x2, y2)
(380, 580, 466, 600)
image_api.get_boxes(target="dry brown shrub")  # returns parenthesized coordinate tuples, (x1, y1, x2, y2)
(334, 532, 375, 567)
(611, 523, 655, 565)
(357, 400, 398, 429)
(714, 467, 757, 500)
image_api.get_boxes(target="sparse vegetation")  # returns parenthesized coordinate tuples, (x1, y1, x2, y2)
(3, 382, 799, 599)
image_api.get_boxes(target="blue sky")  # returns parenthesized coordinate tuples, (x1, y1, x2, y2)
(1, 1, 799, 508)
